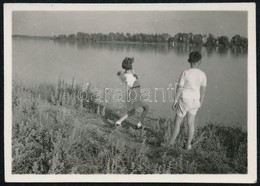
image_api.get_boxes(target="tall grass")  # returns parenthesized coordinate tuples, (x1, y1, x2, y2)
(12, 80, 247, 174)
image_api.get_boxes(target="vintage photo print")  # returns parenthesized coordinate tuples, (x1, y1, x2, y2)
(4, 3, 256, 183)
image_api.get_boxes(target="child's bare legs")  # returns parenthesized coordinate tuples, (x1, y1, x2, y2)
(186, 112, 196, 150)
(116, 109, 135, 125)
(140, 105, 149, 123)
(136, 105, 149, 128)
(168, 115, 184, 146)
(116, 105, 149, 128)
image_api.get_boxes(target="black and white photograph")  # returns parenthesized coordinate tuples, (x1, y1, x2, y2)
(4, 3, 256, 183)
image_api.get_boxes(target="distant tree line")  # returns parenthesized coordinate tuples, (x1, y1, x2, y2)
(52, 32, 247, 50)
(54, 32, 171, 43)
(171, 33, 247, 49)
(13, 32, 247, 51)
(12, 35, 53, 40)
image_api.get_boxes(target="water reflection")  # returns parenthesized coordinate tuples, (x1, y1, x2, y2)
(73, 41, 207, 56)
(53, 40, 69, 48)
(230, 47, 248, 57)
(74, 41, 172, 54)
(204, 46, 216, 57)
(33, 38, 247, 57)
(217, 46, 229, 56)
(171, 43, 203, 56)
(15, 37, 248, 57)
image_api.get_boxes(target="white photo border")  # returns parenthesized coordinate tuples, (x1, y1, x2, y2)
(4, 3, 257, 183)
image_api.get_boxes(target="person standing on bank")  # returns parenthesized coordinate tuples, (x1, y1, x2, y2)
(169, 51, 207, 150)
(116, 57, 149, 129)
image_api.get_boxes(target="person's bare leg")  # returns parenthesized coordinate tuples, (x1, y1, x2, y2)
(116, 109, 135, 125)
(137, 105, 149, 128)
(168, 115, 184, 146)
(186, 112, 196, 150)
(140, 105, 149, 123)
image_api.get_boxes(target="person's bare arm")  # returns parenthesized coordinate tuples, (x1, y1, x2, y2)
(172, 72, 185, 110)
(200, 86, 206, 106)
(172, 86, 183, 110)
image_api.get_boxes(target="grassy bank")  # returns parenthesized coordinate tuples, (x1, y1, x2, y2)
(12, 80, 247, 174)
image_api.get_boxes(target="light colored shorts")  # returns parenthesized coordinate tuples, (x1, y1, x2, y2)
(126, 81, 147, 111)
(175, 96, 201, 118)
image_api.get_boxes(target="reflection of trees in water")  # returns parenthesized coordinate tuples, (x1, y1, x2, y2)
(75, 41, 205, 55)
(230, 47, 248, 58)
(217, 46, 229, 56)
(53, 40, 68, 48)
(75, 41, 172, 54)
(66, 41, 78, 50)
(204, 47, 215, 57)
(53, 40, 78, 49)
(53, 40, 248, 57)
(171, 43, 203, 56)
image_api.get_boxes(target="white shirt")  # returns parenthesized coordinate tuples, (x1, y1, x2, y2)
(124, 73, 137, 88)
(178, 68, 207, 99)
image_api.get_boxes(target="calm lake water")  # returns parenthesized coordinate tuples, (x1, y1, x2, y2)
(12, 38, 247, 130)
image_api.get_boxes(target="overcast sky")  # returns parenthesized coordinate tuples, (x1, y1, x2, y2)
(12, 11, 247, 38)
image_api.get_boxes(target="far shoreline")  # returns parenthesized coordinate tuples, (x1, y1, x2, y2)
(12, 32, 248, 53)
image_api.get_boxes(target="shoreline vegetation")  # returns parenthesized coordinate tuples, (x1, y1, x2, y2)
(12, 32, 248, 53)
(12, 80, 247, 174)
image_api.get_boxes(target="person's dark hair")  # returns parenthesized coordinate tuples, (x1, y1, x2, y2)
(188, 51, 202, 63)
(122, 57, 134, 70)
